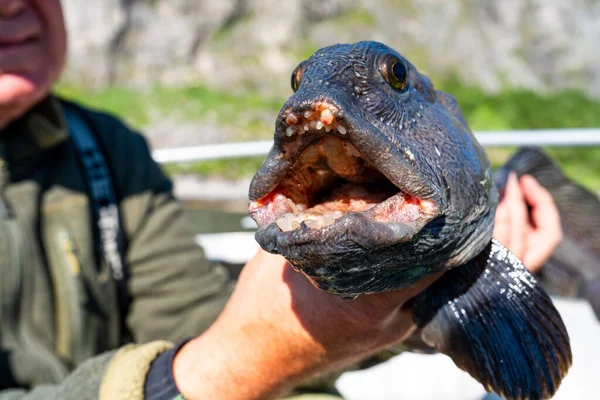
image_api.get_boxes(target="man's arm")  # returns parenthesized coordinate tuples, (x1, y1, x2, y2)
(171, 250, 441, 400)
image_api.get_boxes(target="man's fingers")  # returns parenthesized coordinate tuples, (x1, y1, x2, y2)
(493, 172, 528, 260)
(493, 173, 562, 273)
(521, 175, 563, 245)
(520, 175, 554, 207)
(504, 172, 527, 259)
(493, 200, 510, 246)
(518, 175, 563, 273)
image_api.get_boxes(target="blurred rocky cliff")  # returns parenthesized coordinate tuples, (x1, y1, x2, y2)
(61, 0, 600, 99)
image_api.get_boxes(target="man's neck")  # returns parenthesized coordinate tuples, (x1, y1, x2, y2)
(0, 103, 30, 136)
(0, 116, 26, 142)
(0, 94, 57, 139)
(0, 95, 69, 161)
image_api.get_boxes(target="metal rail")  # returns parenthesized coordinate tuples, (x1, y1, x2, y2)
(153, 128, 600, 164)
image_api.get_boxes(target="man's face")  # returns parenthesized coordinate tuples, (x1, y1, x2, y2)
(0, 0, 66, 125)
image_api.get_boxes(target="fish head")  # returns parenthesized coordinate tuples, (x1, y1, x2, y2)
(249, 41, 497, 297)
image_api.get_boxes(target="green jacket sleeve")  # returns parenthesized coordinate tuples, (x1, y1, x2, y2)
(86, 108, 234, 344)
(0, 349, 114, 400)
(0, 341, 173, 400)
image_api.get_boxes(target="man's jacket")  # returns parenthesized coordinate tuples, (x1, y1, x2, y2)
(0, 96, 234, 399)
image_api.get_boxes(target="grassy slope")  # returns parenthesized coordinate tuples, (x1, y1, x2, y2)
(55, 80, 600, 190)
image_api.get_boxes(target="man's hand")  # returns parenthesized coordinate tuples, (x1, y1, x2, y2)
(493, 172, 563, 273)
(173, 250, 440, 400)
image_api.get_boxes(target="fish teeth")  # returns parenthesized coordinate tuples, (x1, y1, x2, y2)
(282, 107, 348, 137)
(322, 213, 335, 226)
(323, 211, 343, 226)
(304, 218, 322, 230)
(275, 210, 345, 232)
(286, 198, 301, 214)
(286, 114, 299, 125)
(320, 109, 334, 125)
(275, 213, 295, 231)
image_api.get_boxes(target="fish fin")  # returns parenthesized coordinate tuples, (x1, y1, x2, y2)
(494, 146, 562, 190)
(394, 329, 437, 354)
(536, 258, 582, 297)
(582, 279, 600, 321)
(411, 240, 572, 400)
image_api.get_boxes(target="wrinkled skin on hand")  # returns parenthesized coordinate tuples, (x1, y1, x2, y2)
(173, 249, 441, 400)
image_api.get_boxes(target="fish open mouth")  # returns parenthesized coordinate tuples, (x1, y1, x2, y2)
(249, 102, 438, 249)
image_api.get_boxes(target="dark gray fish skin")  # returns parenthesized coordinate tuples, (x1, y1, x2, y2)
(250, 41, 495, 297)
(495, 147, 600, 318)
(248, 41, 572, 399)
(412, 240, 572, 400)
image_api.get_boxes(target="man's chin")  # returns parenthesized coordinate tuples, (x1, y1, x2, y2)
(0, 73, 49, 126)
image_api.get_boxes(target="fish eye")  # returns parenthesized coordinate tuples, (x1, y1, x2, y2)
(379, 55, 409, 92)
(291, 61, 307, 93)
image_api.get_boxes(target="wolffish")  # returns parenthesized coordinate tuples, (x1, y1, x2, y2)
(248, 41, 572, 400)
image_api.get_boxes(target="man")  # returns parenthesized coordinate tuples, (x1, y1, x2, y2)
(0, 1, 563, 399)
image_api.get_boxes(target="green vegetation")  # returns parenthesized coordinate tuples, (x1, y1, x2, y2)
(163, 157, 267, 181)
(54, 84, 283, 135)
(55, 79, 600, 191)
(331, 9, 378, 28)
(440, 77, 600, 131)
